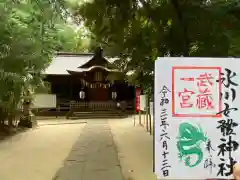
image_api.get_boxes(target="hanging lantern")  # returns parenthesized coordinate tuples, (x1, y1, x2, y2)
(79, 89, 85, 100)
(112, 91, 117, 100)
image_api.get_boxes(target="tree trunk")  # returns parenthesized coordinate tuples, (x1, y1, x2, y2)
(0, 108, 7, 125)
(8, 114, 13, 127)
(171, 0, 190, 56)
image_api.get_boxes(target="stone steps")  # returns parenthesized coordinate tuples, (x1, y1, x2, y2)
(69, 111, 131, 119)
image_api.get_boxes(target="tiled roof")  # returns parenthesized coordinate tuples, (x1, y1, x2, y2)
(44, 53, 119, 75)
(44, 54, 94, 75)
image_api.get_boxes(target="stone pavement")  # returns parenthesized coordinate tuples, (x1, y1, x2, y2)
(54, 119, 124, 180)
(53, 118, 156, 180)
(109, 117, 156, 180)
(0, 119, 86, 180)
(0, 118, 156, 180)
(37, 118, 86, 126)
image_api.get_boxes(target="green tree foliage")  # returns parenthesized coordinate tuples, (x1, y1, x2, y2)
(0, 0, 67, 125)
(72, 0, 240, 94)
(55, 23, 91, 52)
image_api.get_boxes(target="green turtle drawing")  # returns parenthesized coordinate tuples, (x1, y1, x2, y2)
(177, 122, 208, 167)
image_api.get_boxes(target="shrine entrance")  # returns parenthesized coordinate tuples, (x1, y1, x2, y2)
(43, 49, 135, 117)
(88, 86, 109, 101)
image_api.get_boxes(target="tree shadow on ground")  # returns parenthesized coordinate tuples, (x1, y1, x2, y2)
(0, 124, 28, 142)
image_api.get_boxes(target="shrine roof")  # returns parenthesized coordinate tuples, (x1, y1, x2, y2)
(67, 65, 120, 74)
(44, 52, 117, 75)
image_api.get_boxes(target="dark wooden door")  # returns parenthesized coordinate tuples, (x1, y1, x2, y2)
(89, 87, 108, 101)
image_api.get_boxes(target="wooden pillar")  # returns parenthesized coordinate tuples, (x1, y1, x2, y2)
(70, 77, 72, 100)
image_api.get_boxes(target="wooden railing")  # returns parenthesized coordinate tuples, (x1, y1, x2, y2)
(69, 101, 117, 111)
(65, 100, 134, 119)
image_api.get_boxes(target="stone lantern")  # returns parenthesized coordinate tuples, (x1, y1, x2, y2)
(18, 90, 37, 128)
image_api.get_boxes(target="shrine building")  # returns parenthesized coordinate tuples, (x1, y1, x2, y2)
(42, 48, 135, 117)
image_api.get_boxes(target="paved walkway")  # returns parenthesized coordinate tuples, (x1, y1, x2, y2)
(0, 120, 86, 180)
(109, 118, 156, 180)
(54, 120, 124, 180)
(0, 118, 156, 180)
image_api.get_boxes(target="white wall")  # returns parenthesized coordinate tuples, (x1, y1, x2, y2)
(32, 94, 56, 108)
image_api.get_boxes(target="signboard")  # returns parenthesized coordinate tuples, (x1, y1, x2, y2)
(32, 94, 56, 108)
(136, 87, 141, 112)
(140, 95, 147, 111)
(154, 57, 240, 179)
